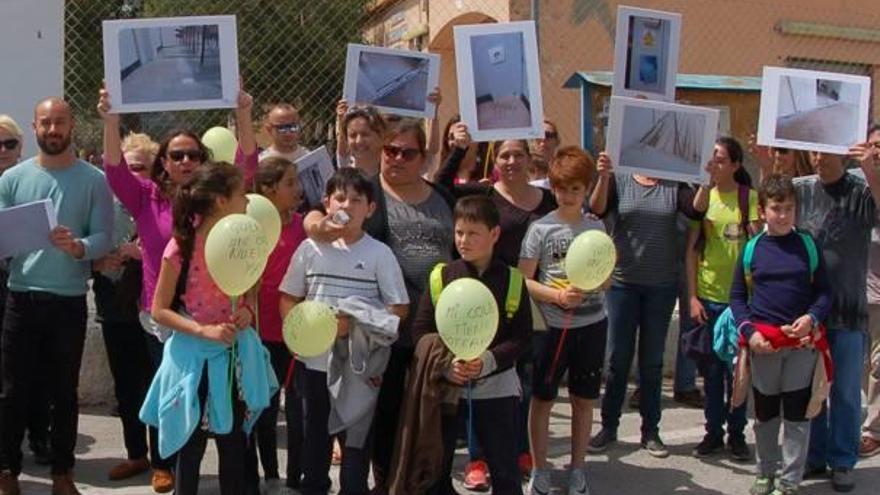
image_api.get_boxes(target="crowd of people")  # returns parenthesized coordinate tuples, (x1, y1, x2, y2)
(0, 84, 878, 495)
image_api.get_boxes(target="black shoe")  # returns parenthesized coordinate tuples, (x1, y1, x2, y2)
(641, 432, 669, 458)
(587, 428, 617, 453)
(673, 390, 705, 409)
(727, 436, 751, 461)
(831, 467, 854, 492)
(802, 464, 828, 480)
(628, 388, 641, 409)
(692, 435, 724, 458)
(29, 440, 52, 466)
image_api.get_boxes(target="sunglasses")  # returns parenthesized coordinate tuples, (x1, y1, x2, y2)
(0, 139, 20, 151)
(273, 123, 301, 134)
(167, 150, 205, 162)
(383, 145, 421, 161)
(544, 131, 558, 140)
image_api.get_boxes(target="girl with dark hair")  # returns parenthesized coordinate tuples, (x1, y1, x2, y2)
(244, 157, 306, 495)
(145, 164, 275, 495)
(439, 115, 484, 184)
(687, 137, 762, 460)
(98, 86, 259, 492)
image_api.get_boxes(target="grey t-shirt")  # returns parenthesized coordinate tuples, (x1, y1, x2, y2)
(867, 227, 880, 306)
(795, 172, 876, 331)
(385, 189, 454, 343)
(520, 211, 607, 328)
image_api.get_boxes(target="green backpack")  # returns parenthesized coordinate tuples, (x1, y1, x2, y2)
(429, 263, 524, 320)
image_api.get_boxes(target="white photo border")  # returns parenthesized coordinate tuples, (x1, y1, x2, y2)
(102, 15, 239, 114)
(757, 66, 871, 155)
(342, 43, 440, 119)
(454, 21, 544, 142)
(611, 6, 681, 102)
(607, 96, 718, 185)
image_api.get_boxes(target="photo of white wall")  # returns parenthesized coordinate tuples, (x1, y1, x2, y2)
(454, 21, 544, 142)
(608, 96, 718, 184)
(343, 44, 440, 118)
(612, 6, 681, 102)
(758, 67, 871, 154)
(103, 16, 239, 113)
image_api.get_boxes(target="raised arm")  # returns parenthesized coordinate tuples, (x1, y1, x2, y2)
(97, 86, 150, 216)
(97, 86, 122, 167)
(424, 87, 442, 175)
(849, 142, 880, 210)
(235, 89, 257, 156)
(335, 99, 349, 162)
(589, 152, 614, 216)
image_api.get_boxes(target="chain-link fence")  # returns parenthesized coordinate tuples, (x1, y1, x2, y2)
(64, 0, 880, 160)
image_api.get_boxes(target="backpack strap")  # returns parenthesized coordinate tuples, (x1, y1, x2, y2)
(796, 230, 819, 283)
(742, 231, 764, 294)
(429, 262, 447, 307)
(505, 267, 524, 320)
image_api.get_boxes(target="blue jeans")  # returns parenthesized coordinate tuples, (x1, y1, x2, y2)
(699, 299, 747, 440)
(601, 282, 678, 436)
(808, 328, 867, 470)
(675, 285, 698, 393)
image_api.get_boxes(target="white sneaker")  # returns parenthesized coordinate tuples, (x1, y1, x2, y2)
(567, 468, 591, 495)
(263, 478, 298, 495)
(528, 468, 552, 495)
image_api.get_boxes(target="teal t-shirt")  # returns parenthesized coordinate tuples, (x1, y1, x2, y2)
(0, 158, 114, 295)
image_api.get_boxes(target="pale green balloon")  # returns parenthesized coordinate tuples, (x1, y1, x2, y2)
(564, 230, 616, 291)
(204, 214, 269, 297)
(283, 300, 338, 358)
(434, 278, 499, 360)
(246, 193, 282, 253)
(202, 126, 238, 164)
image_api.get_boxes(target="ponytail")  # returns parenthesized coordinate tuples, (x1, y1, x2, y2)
(171, 163, 243, 262)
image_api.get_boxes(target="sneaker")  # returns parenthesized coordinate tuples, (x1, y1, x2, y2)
(518, 453, 533, 477)
(673, 389, 705, 409)
(0, 470, 21, 495)
(727, 436, 751, 461)
(587, 428, 617, 453)
(29, 439, 52, 466)
(769, 483, 798, 495)
(641, 433, 669, 458)
(831, 467, 854, 492)
(692, 435, 724, 457)
(859, 436, 880, 457)
(802, 464, 828, 480)
(528, 468, 551, 495)
(263, 478, 297, 495)
(567, 468, 591, 495)
(463, 460, 490, 492)
(151, 469, 175, 494)
(749, 475, 774, 495)
(628, 387, 641, 409)
(51, 472, 81, 495)
(107, 458, 150, 481)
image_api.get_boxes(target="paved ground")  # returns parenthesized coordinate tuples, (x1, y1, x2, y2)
(16, 384, 880, 494)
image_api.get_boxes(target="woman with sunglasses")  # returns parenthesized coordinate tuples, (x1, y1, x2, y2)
(97, 87, 258, 493)
(0, 114, 24, 174)
(748, 134, 813, 181)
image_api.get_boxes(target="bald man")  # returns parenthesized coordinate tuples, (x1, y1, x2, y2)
(0, 98, 114, 495)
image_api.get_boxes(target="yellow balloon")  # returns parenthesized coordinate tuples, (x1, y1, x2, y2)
(204, 214, 269, 296)
(283, 300, 338, 357)
(564, 230, 617, 291)
(246, 194, 282, 252)
(434, 278, 498, 360)
(202, 127, 238, 163)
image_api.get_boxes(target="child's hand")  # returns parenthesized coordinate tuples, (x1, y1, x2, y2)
(748, 332, 775, 354)
(311, 213, 347, 243)
(462, 357, 483, 379)
(788, 315, 814, 340)
(336, 99, 349, 120)
(231, 306, 253, 330)
(556, 286, 585, 309)
(447, 361, 470, 385)
(689, 296, 708, 324)
(337, 314, 352, 338)
(199, 323, 236, 346)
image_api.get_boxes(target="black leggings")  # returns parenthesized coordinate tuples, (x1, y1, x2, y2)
(753, 386, 811, 423)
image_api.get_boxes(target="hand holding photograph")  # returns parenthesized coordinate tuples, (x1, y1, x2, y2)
(102, 15, 239, 113)
(607, 96, 719, 184)
(758, 67, 871, 154)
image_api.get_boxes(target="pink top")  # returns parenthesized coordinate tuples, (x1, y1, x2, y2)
(162, 235, 232, 325)
(104, 147, 257, 310)
(258, 214, 306, 342)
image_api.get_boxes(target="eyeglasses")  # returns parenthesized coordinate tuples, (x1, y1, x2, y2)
(167, 150, 205, 162)
(383, 145, 421, 161)
(544, 131, 558, 140)
(273, 123, 301, 134)
(0, 139, 20, 151)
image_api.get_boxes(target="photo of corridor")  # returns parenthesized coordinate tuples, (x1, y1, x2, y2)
(471, 31, 532, 131)
(775, 75, 862, 148)
(355, 51, 431, 113)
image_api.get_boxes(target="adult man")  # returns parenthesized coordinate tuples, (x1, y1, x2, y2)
(259, 103, 310, 162)
(0, 98, 114, 495)
(797, 132, 880, 493)
(860, 125, 880, 460)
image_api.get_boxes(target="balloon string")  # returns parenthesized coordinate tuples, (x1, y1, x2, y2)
(546, 309, 574, 385)
(466, 380, 474, 454)
(228, 296, 238, 405)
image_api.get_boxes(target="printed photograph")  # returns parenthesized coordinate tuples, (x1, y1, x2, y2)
(356, 51, 430, 112)
(612, 6, 681, 102)
(775, 75, 862, 147)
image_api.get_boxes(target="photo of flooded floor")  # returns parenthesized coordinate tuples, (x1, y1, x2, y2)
(355, 51, 430, 112)
(620, 105, 707, 177)
(775, 75, 860, 147)
(118, 24, 222, 104)
(471, 31, 532, 130)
